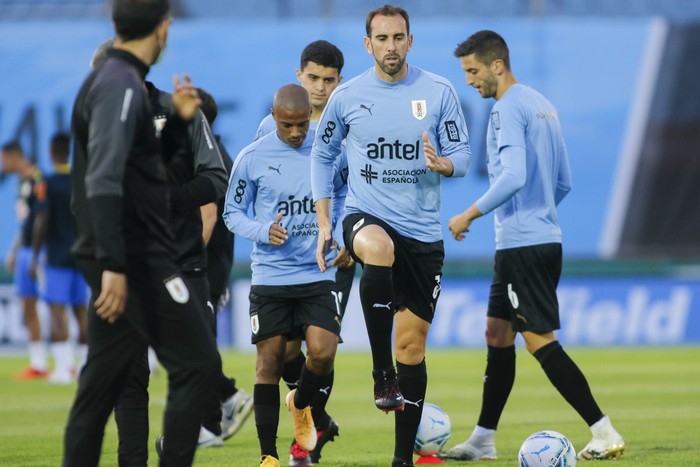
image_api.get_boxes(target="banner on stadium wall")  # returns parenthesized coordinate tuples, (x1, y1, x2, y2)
(230, 276, 700, 350)
(2, 277, 698, 349)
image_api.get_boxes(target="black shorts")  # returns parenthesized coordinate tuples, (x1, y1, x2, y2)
(343, 212, 444, 323)
(487, 243, 562, 333)
(248, 281, 342, 344)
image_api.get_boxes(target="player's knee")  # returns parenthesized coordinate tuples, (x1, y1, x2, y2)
(284, 340, 303, 363)
(484, 328, 511, 347)
(256, 351, 285, 382)
(306, 346, 336, 373)
(484, 319, 515, 347)
(356, 235, 394, 264)
(395, 337, 426, 364)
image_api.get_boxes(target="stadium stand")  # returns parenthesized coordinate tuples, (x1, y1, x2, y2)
(3, 0, 700, 20)
(0, 0, 105, 18)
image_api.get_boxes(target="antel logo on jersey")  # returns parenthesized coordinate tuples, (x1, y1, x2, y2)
(366, 138, 420, 160)
(277, 194, 316, 215)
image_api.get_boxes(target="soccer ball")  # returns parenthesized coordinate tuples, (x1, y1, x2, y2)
(518, 430, 577, 467)
(414, 402, 451, 456)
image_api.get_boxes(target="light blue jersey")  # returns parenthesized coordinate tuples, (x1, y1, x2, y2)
(256, 118, 349, 246)
(482, 83, 572, 249)
(253, 113, 276, 141)
(223, 129, 345, 286)
(311, 65, 472, 243)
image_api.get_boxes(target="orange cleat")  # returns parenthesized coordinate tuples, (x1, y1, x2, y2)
(14, 367, 49, 380)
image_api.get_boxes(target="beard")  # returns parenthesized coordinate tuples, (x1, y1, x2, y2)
(377, 53, 405, 76)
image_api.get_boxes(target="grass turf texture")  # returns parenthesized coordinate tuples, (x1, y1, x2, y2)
(1, 347, 699, 466)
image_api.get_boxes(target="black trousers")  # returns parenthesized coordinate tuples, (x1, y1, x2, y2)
(63, 254, 221, 467)
(186, 273, 224, 435)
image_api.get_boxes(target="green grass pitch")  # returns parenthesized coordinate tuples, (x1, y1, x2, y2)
(1, 347, 699, 466)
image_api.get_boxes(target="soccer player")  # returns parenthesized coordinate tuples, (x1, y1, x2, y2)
(29, 132, 89, 384)
(441, 30, 625, 462)
(223, 84, 346, 467)
(147, 79, 233, 449)
(310, 6, 472, 466)
(63, 0, 221, 465)
(254, 39, 347, 466)
(1, 140, 47, 380)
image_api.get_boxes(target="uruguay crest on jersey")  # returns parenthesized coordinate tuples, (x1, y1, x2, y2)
(412, 99, 427, 120)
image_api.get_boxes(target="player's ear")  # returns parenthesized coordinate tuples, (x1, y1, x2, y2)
(407, 33, 413, 51)
(363, 36, 373, 54)
(296, 69, 303, 83)
(491, 59, 504, 75)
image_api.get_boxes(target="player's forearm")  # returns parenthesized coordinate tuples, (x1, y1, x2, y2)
(311, 154, 337, 201)
(200, 202, 217, 245)
(171, 175, 218, 211)
(446, 148, 471, 178)
(315, 197, 332, 228)
(222, 208, 270, 244)
(88, 194, 126, 272)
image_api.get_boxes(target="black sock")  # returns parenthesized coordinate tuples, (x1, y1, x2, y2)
(295, 363, 324, 409)
(535, 341, 604, 426)
(394, 359, 427, 462)
(311, 370, 334, 430)
(220, 376, 236, 402)
(254, 384, 280, 458)
(477, 345, 516, 429)
(360, 264, 395, 371)
(282, 351, 306, 390)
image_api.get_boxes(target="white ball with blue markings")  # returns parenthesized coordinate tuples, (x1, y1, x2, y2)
(414, 402, 451, 456)
(518, 430, 577, 466)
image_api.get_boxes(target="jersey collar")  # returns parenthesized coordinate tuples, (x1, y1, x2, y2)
(107, 48, 150, 80)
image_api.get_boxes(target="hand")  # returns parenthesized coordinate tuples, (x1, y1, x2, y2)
(171, 73, 201, 121)
(216, 289, 230, 310)
(423, 131, 453, 176)
(268, 212, 288, 246)
(95, 270, 127, 324)
(332, 246, 355, 269)
(316, 223, 333, 272)
(448, 211, 474, 241)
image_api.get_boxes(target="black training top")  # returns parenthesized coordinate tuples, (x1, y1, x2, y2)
(147, 81, 228, 273)
(206, 136, 235, 298)
(70, 48, 176, 272)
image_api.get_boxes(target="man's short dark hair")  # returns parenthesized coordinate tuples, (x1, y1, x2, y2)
(366, 4, 410, 37)
(113, 0, 170, 41)
(197, 88, 218, 125)
(300, 40, 344, 74)
(1, 140, 23, 154)
(50, 133, 71, 161)
(454, 30, 511, 70)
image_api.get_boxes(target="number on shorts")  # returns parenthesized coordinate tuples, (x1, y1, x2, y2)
(507, 283, 519, 309)
(432, 275, 442, 299)
(331, 290, 342, 316)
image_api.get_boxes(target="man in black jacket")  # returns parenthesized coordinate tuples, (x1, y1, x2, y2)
(63, 1, 221, 465)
